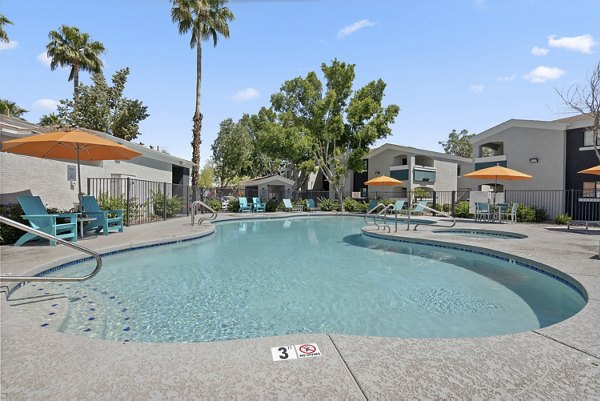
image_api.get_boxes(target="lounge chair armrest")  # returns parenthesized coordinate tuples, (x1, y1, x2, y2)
(58, 212, 80, 219)
(21, 214, 57, 219)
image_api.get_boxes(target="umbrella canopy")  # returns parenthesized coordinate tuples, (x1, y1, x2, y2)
(364, 175, 404, 186)
(463, 164, 532, 202)
(578, 165, 600, 175)
(1, 129, 142, 206)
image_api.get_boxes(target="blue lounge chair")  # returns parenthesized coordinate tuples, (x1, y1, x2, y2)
(390, 200, 405, 214)
(475, 202, 493, 222)
(283, 198, 303, 212)
(238, 197, 252, 213)
(252, 197, 266, 212)
(306, 198, 319, 211)
(81, 195, 124, 235)
(367, 199, 378, 212)
(15, 195, 78, 246)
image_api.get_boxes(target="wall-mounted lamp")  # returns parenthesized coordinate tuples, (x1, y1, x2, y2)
(529, 157, 539, 163)
(374, 170, 381, 175)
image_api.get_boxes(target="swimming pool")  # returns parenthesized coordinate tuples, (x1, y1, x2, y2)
(433, 228, 528, 239)
(17, 216, 585, 343)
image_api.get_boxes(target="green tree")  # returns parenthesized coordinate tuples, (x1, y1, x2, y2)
(265, 59, 399, 209)
(57, 68, 149, 140)
(211, 118, 253, 187)
(0, 99, 28, 119)
(199, 159, 215, 188)
(438, 129, 474, 158)
(0, 13, 12, 43)
(171, 0, 234, 187)
(46, 25, 105, 99)
(38, 113, 64, 127)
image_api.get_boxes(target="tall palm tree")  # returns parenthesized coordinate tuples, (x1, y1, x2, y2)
(0, 13, 12, 43)
(171, 0, 234, 186)
(46, 25, 105, 99)
(0, 99, 28, 119)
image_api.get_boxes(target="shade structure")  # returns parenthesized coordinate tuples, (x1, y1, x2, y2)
(578, 165, 600, 175)
(1, 129, 142, 206)
(364, 175, 404, 186)
(463, 164, 532, 202)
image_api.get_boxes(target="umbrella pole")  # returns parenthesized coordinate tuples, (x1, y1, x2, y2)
(77, 147, 82, 211)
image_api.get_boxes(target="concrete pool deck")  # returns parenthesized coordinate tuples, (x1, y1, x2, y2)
(1, 213, 599, 399)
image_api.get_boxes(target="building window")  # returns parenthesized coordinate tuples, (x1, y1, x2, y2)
(582, 181, 600, 197)
(583, 130, 600, 147)
(362, 159, 368, 170)
(457, 164, 462, 177)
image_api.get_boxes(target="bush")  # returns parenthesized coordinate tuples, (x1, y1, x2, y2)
(318, 197, 339, 211)
(227, 198, 240, 212)
(442, 203, 451, 213)
(516, 204, 547, 223)
(205, 198, 221, 211)
(266, 199, 280, 212)
(0, 203, 27, 245)
(96, 192, 142, 222)
(153, 192, 184, 218)
(554, 213, 572, 225)
(454, 201, 472, 218)
(343, 198, 367, 212)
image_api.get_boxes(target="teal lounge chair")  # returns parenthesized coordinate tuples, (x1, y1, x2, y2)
(283, 198, 303, 212)
(81, 195, 124, 235)
(390, 200, 405, 214)
(15, 195, 78, 246)
(406, 200, 428, 215)
(306, 198, 319, 211)
(252, 197, 266, 212)
(475, 202, 493, 222)
(368, 199, 378, 212)
(238, 197, 252, 213)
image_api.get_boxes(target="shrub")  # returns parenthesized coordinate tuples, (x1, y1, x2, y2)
(442, 203, 451, 213)
(227, 198, 240, 212)
(205, 198, 221, 211)
(0, 203, 27, 245)
(318, 197, 339, 211)
(152, 192, 184, 218)
(454, 201, 472, 218)
(96, 192, 142, 222)
(516, 204, 547, 223)
(554, 213, 572, 225)
(266, 199, 279, 212)
(343, 198, 367, 212)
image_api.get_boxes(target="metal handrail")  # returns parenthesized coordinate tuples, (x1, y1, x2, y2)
(0, 216, 102, 283)
(409, 204, 456, 231)
(191, 200, 218, 226)
(364, 202, 393, 232)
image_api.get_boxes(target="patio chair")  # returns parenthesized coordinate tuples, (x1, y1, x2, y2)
(238, 197, 252, 213)
(81, 196, 124, 235)
(306, 198, 319, 211)
(283, 198, 303, 212)
(500, 203, 518, 224)
(475, 202, 493, 222)
(389, 200, 405, 214)
(406, 200, 428, 215)
(367, 199, 378, 213)
(252, 197, 266, 212)
(15, 195, 78, 246)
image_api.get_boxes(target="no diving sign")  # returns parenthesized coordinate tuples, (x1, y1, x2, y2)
(271, 343, 322, 361)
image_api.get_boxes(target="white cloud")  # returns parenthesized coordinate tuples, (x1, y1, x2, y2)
(37, 51, 52, 67)
(0, 40, 18, 51)
(337, 19, 376, 40)
(470, 84, 485, 93)
(33, 98, 59, 111)
(531, 46, 549, 56)
(523, 66, 565, 83)
(231, 88, 260, 102)
(497, 75, 516, 82)
(548, 34, 598, 54)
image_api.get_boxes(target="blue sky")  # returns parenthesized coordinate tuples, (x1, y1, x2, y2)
(2, 0, 599, 164)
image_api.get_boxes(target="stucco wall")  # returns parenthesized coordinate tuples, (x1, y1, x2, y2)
(1, 153, 175, 210)
(472, 126, 566, 190)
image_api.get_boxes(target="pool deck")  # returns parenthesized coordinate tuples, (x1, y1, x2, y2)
(1, 213, 599, 399)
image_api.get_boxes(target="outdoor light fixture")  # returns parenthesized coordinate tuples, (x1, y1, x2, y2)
(529, 157, 539, 163)
(374, 171, 381, 175)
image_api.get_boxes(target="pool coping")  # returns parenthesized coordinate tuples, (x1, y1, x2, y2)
(1, 214, 599, 398)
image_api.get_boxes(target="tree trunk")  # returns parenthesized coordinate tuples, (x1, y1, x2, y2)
(73, 63, 80, 108)
(191, 40, 203, 186)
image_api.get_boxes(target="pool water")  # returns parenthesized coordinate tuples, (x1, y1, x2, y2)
(22, 217, 585, 343)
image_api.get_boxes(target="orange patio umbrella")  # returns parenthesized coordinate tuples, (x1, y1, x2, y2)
(1, 129, 142, 205)
(364, 175, 403, 186)
(463, 164, 532, 202)
(578, 165, 600, 175)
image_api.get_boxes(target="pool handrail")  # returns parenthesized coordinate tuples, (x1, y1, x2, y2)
(406, 204, 456, 231)
(191, 200, 218, 226)
(364, 202, 393, 232)
(0, 215, 102, 283)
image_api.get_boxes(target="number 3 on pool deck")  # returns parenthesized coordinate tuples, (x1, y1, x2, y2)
(272, 345, 297, 361)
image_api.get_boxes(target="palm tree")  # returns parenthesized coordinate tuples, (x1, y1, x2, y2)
(0, 99, 28, 119)
(0, 13, 12, 43)
(39, 113, 64, 127)
(171, 0, 234, 186)
(46, 25, 105, 99)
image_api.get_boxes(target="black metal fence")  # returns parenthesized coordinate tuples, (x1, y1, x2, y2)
(87, 177, 600, 224)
